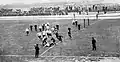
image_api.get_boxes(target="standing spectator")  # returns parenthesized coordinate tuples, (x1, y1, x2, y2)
(92, 37, 97, 51)
(34, 44, 39, 58)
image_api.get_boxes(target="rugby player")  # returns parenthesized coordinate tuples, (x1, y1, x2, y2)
(25, 28, 30, 36)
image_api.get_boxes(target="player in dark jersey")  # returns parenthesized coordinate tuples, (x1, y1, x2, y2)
(58, 35, 63, 42)
(29, 24, 33, 31)
(34, 44, 39, 58)
(68, 28, 72, 39)
(92, 37, 97, 51)
(78, 24, 81, 30)
(34, 24, 38, 31)
(56, 24, 59, 30)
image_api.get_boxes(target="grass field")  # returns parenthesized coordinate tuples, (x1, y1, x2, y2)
(0, 18, 120, 62)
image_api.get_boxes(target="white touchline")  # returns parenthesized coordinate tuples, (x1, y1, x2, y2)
(0, 55, 118, 59)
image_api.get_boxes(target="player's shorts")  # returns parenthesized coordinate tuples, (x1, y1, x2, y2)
(72, 22, 75, 25)
(47, 33, 52, 36)
(68, 32, 71, 35)
(38, 36, 41, 39)
(43, 35, 46, 37)
(26, 31, 29, 34)
(39, 28, 42, 32)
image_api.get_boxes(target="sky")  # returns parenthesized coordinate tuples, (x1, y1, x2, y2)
(0, 0, 120, 5)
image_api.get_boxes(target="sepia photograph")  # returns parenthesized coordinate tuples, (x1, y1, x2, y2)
(0, 0, 120, 62)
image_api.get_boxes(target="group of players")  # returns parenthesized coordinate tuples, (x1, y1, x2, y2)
(25, 22, 63, 47)
(25, 18, 97, 58)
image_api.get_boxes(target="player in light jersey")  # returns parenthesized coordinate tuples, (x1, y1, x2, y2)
(47, 22, 50, 26)
(45, 23, 48, 27)
(38, 25, 42, 32)
(42, 30, 47, 37)
(51, 27, 55, 32)
(46, 30, 52, 37)
(45, 36, 51, 47)
(58, 35, 63, 42)
(42, 36, 47, 46)
(45, 42, 50, 47)
(46, 25, 50, 30)
(72, 19, 75, 25)
(52, 33, 58, 41)
(25, 28, 29, 36)
(36, 32, 43, 40)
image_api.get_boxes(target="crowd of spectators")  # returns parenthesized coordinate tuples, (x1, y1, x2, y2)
(0, 3, 120, 16)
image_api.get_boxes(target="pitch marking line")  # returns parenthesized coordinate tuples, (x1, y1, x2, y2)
(0, 55, 119, 59)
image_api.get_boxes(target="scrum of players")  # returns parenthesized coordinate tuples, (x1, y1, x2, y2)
(25, 22, 63, 47)
(25, 19, 97, 58)
(25, 18, 80, 48)
(25, 17, 92, 48)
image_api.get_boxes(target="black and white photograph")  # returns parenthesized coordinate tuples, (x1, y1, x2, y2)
(0, 0, 120, 62)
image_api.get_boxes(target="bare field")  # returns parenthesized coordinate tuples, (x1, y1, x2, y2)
(0, 18, 120, 62)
